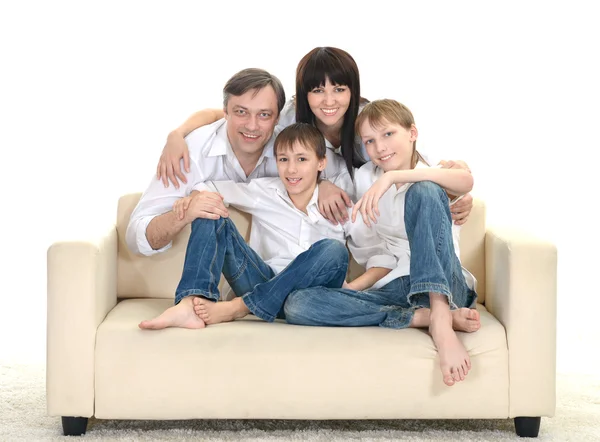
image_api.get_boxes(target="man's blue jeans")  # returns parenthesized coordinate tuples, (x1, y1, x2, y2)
(284, 181, 477, 328)
(175, 217, 349, 322)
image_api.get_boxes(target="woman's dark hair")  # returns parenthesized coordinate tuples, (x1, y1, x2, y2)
(295, 47, 367, 178)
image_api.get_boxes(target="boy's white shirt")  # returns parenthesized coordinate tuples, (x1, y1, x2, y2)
(348, 161, 477, 291)
(194, 178, 348, 275)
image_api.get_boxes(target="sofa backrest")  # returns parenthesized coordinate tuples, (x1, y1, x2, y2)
(116, 193, 486, 303)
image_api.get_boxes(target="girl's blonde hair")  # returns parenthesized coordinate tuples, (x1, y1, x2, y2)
(355, 99, 428, 168)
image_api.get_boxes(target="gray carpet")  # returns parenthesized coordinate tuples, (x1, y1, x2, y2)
(1, 363, 598, 441)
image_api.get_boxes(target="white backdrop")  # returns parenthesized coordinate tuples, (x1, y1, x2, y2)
(1, 1, 598, 374)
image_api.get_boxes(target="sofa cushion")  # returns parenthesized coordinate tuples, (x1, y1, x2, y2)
(95, 299, 507, 419)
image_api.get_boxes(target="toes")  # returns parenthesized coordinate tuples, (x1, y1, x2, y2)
(443, 374, 455, 386)
(192, 297, 201, 306)
(442, 366, 455, 386)
(465, 357, 472, 370)
(451, 368, 461, 383)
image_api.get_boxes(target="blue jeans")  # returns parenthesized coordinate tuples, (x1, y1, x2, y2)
(284, 181, 477, 328)
(175, 217, 349, 322)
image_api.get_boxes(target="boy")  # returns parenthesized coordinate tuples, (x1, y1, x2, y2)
(139, 123, 362, 329)
(283, 100, 480, 387)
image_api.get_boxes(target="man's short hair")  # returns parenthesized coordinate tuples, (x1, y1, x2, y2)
(223, 68, 286, 116)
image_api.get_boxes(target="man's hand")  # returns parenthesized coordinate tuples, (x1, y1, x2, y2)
(439, 159, 473, 225)
(173, 191, 229, 222)
(318, 181, 352, 225)
(450, 193, 473, 226)
(157, 131, 191, 189)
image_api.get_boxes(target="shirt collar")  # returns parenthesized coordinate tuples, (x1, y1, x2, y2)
(207, 121, 229, 157)
(208, 120, 276, 162)
(267, 179, 321, 222)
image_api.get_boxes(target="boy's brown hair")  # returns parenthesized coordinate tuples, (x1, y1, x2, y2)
(274, 123, 327, 180)
(355, 99, 427, 168)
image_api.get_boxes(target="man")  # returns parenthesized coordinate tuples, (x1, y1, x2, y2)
(126, 68, 286, 328)
(126, 68, 286, 257)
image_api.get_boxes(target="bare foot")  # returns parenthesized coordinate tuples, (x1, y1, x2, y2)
(429, 311, 471, 386)
(452, 308, 481, 333)
(138, 297, 206, 330)
(193, 297, 249, 325)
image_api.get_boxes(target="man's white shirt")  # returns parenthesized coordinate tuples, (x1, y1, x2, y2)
(126, 119, 279, 256)
(196, 178, 348, 275)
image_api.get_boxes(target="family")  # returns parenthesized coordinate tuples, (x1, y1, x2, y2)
(126, 47, 479, 387)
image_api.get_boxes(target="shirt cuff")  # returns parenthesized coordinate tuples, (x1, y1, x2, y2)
(136, 216, 172, 256)
(192, 182, 213, 193)
(366, 254, 396, 270)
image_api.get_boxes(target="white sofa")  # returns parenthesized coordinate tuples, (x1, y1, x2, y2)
(46, 193, 557, 437)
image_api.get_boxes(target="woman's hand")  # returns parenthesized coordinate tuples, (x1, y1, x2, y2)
(317, 181, 353, 225)
(157, 131, 190, 189)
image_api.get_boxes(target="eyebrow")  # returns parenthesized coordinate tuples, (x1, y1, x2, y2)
(232, 105, 273, 113)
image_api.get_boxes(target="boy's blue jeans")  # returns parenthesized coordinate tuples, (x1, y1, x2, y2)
(175, 217, 349, 322)
(283, 181, 477, 328)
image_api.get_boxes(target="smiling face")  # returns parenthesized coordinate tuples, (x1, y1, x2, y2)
(307, 77, 351, 131)
(359, 118, 418, 172)
(276, 141, 327, 200)
(224, 85, 279, 158)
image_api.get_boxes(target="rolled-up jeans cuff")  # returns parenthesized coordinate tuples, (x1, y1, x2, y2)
(242, 295, 276, 322)
(174, 289, 219, 305)
(407, 282, 458, 310)
(380, 308, 414, 329)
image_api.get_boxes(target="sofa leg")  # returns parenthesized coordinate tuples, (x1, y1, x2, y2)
(61, 417, 88, 436)
(514, 416, 541, 437)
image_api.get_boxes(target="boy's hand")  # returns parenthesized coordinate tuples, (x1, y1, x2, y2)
(173, 195, 193, 220)
(352, 173, 394, 227)
(157, 131, 190, 189)
(173, 191, 229, 222)
(317, 181, 352, 225)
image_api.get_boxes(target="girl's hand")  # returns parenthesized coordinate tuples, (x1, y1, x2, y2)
(352, 173, 395, 227)
(157, 131, 190, 189)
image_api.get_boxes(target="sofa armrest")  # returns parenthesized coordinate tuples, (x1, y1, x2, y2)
(485, 226, 557, 418)
(46, 225, 118, 417)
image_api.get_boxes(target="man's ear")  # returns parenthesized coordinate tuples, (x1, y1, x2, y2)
(410, 124, 418, 141)
(223, 107, 229, 120)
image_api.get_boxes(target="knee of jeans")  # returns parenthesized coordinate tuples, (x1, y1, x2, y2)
(283, 292, 300, 321)
(283, 290, 311, 323)
(313, 239, 348, 264)
(191, 217, 222, 232)
(406, 181, 446, 204)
